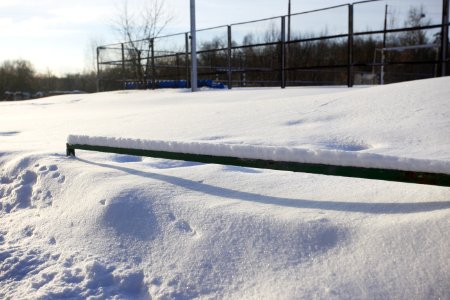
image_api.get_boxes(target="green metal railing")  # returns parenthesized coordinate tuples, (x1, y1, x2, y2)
(66, 143, 450, 187)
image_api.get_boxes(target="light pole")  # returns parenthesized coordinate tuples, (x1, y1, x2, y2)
(190, 0, 198, 92)
(287, 0, 291, 42)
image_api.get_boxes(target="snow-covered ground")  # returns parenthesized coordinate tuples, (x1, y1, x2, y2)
(1, 78, 449, 299)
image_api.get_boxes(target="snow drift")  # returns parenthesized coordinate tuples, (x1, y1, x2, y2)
(1, 77, 450, 299)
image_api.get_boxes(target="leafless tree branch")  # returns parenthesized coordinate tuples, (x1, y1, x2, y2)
(111, 0, 172, 87)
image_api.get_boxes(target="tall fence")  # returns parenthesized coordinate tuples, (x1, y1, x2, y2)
(97, 0, 449, 91)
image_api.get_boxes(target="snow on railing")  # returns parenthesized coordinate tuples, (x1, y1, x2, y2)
(67, 134, 450, 187)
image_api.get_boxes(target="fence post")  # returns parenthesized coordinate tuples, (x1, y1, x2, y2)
(96, 47, 101, 92)
(190, 0, 198, 92)
(185, 33, 190, 88)
(176, 53, 181, 80)
(347, 4, 354, 87)
(151, 38, 156, 90)
(381, 4, 388, 85)
(441, 0, 449, 76)
(281, 16, 286, 89)
(121, 43, 126, 90)
(227, 25, 233, 89)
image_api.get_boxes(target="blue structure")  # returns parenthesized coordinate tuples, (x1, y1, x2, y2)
(124, 80, 225, 90)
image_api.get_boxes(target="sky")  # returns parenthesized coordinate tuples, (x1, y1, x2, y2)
(0, 0, 443, 75)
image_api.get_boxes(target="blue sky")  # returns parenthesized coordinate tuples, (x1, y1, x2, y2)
(0, 0, 443, 75)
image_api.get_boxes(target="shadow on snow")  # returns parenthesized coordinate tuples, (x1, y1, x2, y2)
(77, 158, 450, 215)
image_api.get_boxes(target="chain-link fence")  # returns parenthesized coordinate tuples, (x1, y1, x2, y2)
(97, 0, 449, 91)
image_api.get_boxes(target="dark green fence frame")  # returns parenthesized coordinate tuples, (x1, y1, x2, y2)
(66, 143, 450, 187)
(97, 0, 450, 91)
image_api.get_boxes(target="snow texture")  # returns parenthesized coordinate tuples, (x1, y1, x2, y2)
(1, 77, 450, 299)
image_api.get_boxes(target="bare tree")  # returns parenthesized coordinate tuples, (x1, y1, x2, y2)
(112, 0, 173, 88)
(0, 60, 36, 97)
(85, 36, 105, 74)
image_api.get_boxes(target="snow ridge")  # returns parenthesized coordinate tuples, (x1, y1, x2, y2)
(67, 135, 450, 174)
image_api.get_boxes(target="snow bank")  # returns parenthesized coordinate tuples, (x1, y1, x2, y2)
(68, 134, 450, 174)
(1, 77, 450, 299)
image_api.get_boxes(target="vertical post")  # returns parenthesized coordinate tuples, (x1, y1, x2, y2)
(136, 50, 143, 89)
(121, 43, 125, 90)
(151, 38, 156, 90)
(66, 144, 75, 157)
(347, 4, 354, 88)
(176, 53, 181, 80)
(441, 0, 449, 76)
(96, 47, 101, 92)
(288, 0, 291, 42)
(381, 49, 385, 85)
(383, 5, 388, 49)
(185, 33, 190, 88)
(227, 25, 233, 89)
(381, 4, 388, 85)
(190, 0, 198, 92)
(281, 16, 286, 88)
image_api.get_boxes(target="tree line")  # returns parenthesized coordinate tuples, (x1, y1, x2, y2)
(0, 59, 97, 101)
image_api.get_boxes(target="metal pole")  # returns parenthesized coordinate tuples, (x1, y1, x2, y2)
(347, 4, 354, 88)
(121, 43, 125, 90)
(441, 0, 449, 76)
(227, 25, 232, 89)
(288, 0, 291, 42)
(96, 47, 101, 92)
(381, 4, 388, 85)
(185, 33, 190, 88)
(190, 0, 198, 92)
(383, 5, 388, 48)
(176, 53, 181, 80)
(151, 39, 156, 90)
(281, 16, 286, 88)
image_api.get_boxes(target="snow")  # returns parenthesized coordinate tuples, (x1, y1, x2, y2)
(1, 78, 450, 299)
(68, 134, 450, 174)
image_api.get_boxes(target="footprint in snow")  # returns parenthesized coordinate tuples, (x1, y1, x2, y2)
(38, 166, 48, 173)
(174, 219, 196, 236)
(0, 231, 6, 245)
(36, 164, 65, 183)
(0, 170, 37, 212)
(22, 225, 35, 237)
(48, 165, 58, 172)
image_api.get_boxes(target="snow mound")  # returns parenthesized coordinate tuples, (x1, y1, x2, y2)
(1, 77, 450, 298)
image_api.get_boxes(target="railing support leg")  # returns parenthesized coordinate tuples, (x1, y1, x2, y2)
(66, 144, 75, 157)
